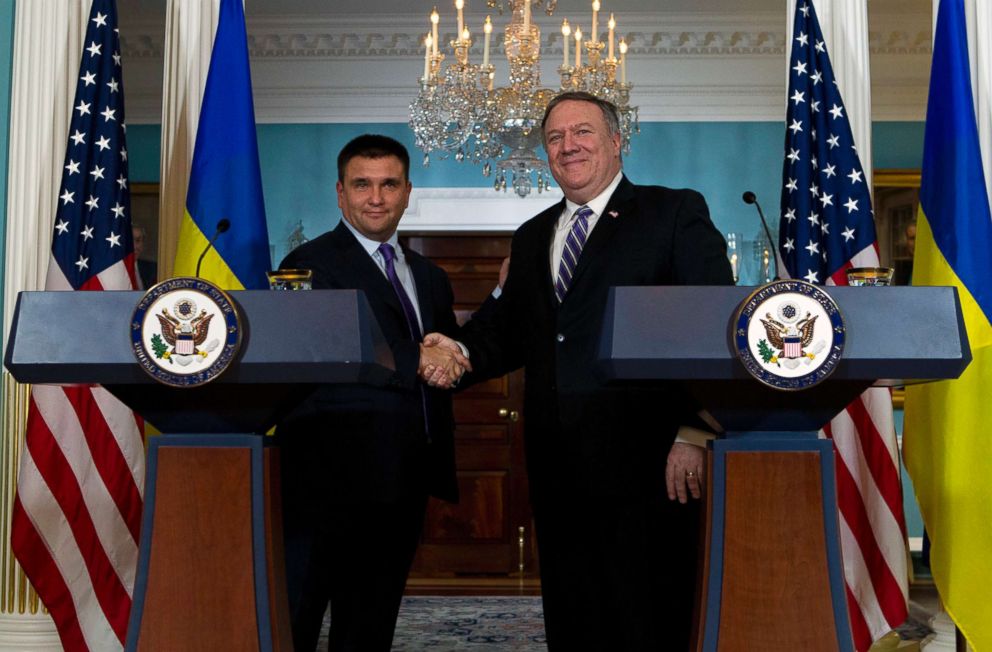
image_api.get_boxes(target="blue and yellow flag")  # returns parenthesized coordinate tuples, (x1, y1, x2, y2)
(173, 0, 270, 289)
(903, 0, 992, 647)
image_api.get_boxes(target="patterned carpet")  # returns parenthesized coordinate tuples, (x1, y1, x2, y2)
(315, 591, 937, 651)
(318, 596, 546, 651)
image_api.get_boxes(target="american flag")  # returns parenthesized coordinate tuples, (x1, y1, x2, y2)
(780, 2, 908, 649)
(11, 1, 145, 650)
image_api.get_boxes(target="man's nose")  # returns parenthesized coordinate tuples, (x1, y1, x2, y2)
(369, 185, 384, 204)
(561, 133, 579, 152)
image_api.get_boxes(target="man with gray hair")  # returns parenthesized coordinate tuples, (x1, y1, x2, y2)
(423, 91, 733, 649)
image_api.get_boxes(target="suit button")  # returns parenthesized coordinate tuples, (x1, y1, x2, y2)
(556, 333, 565, 343)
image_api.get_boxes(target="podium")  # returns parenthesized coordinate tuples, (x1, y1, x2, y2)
(597, 285, 970, 652)
(5, 289, 395, 651)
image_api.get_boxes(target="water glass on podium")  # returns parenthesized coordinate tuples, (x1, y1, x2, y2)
(847, 267, 893, 286)
(266, 269, 313, 290)
(726, 233, 742, 284)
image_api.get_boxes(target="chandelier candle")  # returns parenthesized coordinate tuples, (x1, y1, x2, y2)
(619, 38, 627, 83)
(608, 13, 615, 60)
(483, 16, 492, 67)
(562, 19, 570, 66)
(591, 0, 600, 43)
(423, 34, 432, 79)
(431, 8, 439, 56)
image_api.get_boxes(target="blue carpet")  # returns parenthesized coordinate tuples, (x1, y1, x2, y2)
(318, 596, 547, 651)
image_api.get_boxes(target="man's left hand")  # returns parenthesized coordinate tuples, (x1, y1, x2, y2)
(665, 442, 705, 504)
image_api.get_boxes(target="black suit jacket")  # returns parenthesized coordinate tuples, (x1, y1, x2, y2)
(276, 222, 459, 504)
(461, 176, 733, 501)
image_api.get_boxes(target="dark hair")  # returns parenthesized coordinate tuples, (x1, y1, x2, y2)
(541, 91, 621, 143)
(337, 134, 411, 182)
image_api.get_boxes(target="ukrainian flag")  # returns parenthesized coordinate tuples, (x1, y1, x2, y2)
(903, 0, 992, 647)
(173, 0, 270, 289)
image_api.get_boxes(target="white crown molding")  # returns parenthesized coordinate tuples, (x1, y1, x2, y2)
(119, 9, 931, 124)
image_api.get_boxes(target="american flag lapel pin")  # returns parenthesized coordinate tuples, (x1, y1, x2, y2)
(608, 210, 619, 218)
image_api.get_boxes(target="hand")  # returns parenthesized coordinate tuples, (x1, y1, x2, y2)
(665, 442, 705, 504)
(419, 333, 472, 389)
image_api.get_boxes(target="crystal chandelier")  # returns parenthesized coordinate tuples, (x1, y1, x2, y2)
(409, 0, 639, 197)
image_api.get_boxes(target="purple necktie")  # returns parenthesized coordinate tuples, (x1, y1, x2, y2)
(378, 243, 430, 436)
(555, 205, 593, 302)
(378, 243, 423, 341)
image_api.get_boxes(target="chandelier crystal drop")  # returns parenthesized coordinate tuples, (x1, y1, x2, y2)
(409, 0, 639, 198)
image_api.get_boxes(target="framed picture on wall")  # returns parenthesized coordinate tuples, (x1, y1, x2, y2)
(873, 169, 921, 287)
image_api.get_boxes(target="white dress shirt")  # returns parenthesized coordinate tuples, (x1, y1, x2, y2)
(341, 220, 424, 332)
(549, 170, 624, 280)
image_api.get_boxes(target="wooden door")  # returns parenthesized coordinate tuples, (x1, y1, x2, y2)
(402, 235, 537, 578)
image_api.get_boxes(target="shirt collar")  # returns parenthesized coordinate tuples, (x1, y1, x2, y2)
(341, 219, 402, 260)
(563, 169, 625, 220)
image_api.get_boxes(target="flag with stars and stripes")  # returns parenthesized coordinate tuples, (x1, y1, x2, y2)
(11, 1, 145, 650)
(780, 2, 908, 649)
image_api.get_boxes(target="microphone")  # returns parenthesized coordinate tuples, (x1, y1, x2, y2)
(195, 218, 231, 278)
(742, 192, 780, 281)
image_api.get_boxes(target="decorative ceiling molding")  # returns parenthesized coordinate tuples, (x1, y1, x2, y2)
(118, 9, 931, 124)
(867, 30, 932, 55)
(121, 28, 931, 60)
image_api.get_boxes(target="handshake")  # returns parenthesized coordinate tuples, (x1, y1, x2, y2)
(417, 333, 471, 389)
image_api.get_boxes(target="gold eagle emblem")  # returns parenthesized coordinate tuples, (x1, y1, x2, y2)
(155, 308, 214, 350)
(759, 311, 817, 351)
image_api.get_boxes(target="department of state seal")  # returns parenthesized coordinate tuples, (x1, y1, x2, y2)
(130, 277, 242, 387)
(733, 280, 845, 390)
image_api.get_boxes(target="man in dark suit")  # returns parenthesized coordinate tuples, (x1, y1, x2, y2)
(276, 134, 469, 652)
(131, 225, 157, 289)
(423, 92, 733, 649)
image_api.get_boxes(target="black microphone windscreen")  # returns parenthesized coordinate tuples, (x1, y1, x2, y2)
(742, 191, 757, 205)
(216, 218, 231, 233)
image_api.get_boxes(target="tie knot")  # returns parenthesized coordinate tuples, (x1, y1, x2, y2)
(575, 205, 594, 222)
(378, 242, 396, 263)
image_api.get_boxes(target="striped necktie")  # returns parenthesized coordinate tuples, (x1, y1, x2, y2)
(378, 243, 423, 341)
(555, 205, 593, 302)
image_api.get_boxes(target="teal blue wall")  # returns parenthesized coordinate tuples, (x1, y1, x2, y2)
(127, 121, 926, 263)
(0, 0, 16, 332)
(894, 408, 924, 542)
(874, 122, 926, 169)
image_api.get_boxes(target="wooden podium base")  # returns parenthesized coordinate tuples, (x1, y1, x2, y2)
(125, 435, 292, 652)
(696, 436, 855, 652)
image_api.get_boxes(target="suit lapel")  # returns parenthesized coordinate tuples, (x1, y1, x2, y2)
(535, 201, 564, 309)
(407, 249, 435, 334)
(567, 176, 635, 291)
(331, 224, 407, 323)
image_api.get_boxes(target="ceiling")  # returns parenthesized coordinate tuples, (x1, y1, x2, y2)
(118, 0, 931, 19)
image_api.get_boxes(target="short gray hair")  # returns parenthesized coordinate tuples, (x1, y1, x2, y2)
(541, 91, 621, 144)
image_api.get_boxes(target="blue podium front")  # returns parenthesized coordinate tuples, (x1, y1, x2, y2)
(598, 285, 969, 652)
(5, 289, 394, 652)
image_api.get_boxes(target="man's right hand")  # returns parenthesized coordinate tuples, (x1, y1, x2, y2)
(419, 333, 471, 389)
